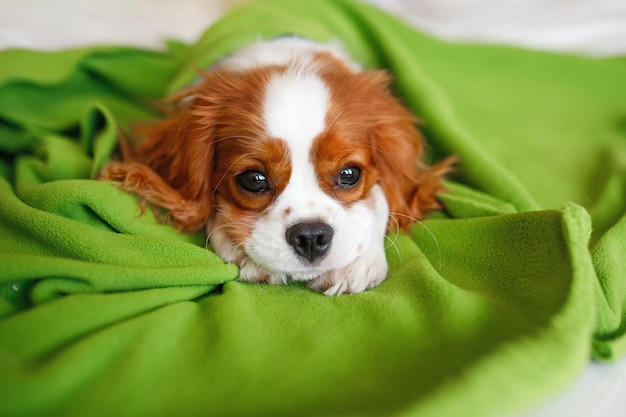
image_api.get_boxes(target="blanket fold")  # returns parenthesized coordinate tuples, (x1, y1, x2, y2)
(1, 0, 625, 416)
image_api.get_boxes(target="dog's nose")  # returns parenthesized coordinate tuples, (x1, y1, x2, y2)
(286, 222, 334, 263)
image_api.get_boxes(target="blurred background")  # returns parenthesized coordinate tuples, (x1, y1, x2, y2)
(1, 0, 625, 56)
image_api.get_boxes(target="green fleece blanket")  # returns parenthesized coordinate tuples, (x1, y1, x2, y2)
(1, 1, 625, 416)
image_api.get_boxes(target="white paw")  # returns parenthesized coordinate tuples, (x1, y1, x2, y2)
(238, 257, 288, 285)
(310, 251, 388, 296)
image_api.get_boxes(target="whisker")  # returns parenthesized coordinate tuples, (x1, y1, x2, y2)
(385, 214, 403, 262)
(388, 211, 401, 235)
(206, 221, 248, 240)
(205, 223, 228, 251)
(205, 234, 211, 252)
(211, 135, 260, 146)
(210, 153, 254, 201)
(390, 212, 442, 270)
(384, 232, 402, 265)
(204, 222, 250, 266)
(363, 143, 396, 169)
(206, 222, 229, 241)
(206, 223, 250, 242)
(232, 241, 246, 254)
(205, 223, 230, 255)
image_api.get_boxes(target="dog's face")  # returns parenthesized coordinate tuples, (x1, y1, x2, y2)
(100, 39, 452, 294)
(207, 63, 390, 285)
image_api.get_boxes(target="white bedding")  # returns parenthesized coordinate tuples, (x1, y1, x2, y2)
(1, 1, 625, 416)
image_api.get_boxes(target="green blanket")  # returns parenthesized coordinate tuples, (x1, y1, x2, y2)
(1, 1, 625, 416)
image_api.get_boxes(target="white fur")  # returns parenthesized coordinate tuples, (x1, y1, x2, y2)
(217, 37, 360, 72)
(209, 38, 389, 295)
(263, 70, 329, 146)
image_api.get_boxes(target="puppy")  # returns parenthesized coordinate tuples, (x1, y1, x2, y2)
(100, 37, 453, 295)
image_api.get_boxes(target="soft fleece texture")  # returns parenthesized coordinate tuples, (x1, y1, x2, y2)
(1, 1, 625, 416)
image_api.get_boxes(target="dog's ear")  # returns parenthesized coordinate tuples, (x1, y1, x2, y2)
(100, 87, 218, 232)
(367, 73, 455, 232)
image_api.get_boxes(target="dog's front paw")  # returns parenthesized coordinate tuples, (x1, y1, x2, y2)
(310, 252, 388, 296)
(237, 257, 288, 285)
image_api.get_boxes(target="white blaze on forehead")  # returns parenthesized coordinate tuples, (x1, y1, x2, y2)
(261, 69, 335, 230)
(262, 71, 329, 147)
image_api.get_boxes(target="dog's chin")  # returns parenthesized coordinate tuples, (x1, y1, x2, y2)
(241, 252, 353, 285)
(279, 265, 334, 282)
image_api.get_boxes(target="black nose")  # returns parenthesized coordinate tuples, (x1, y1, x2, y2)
(286, 222, 334, 263)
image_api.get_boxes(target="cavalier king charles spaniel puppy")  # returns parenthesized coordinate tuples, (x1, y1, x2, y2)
(100, 37, 454, 295)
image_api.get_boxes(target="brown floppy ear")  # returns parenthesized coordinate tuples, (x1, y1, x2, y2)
(100, 88, 217, 232)
(368, 76, 455, 232)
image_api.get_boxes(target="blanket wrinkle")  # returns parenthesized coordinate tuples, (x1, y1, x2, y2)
(1, 0, 625, 416)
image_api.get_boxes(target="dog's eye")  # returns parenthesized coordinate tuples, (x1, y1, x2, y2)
(236, 170, 269, 193)
(337, 166, 361, 188)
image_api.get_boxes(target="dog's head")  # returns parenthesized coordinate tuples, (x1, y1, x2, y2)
(101, 39, 452, 289)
